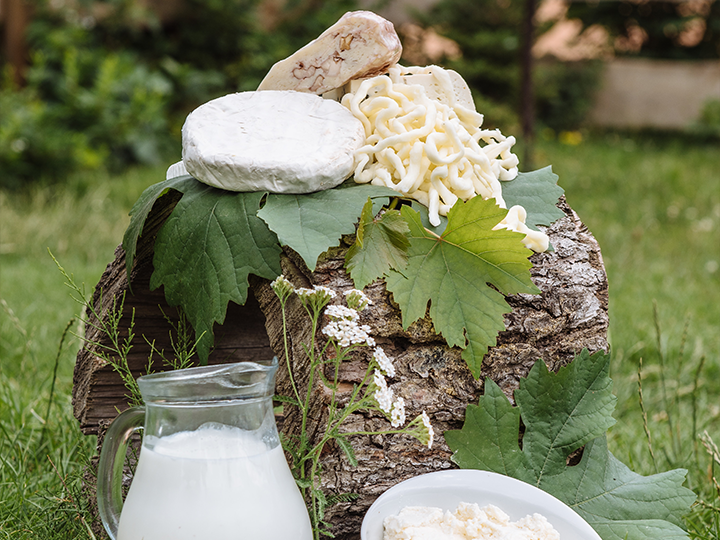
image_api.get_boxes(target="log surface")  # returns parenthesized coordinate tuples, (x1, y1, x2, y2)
(73, 195, 608, 539)
(253, 197, 608, 538)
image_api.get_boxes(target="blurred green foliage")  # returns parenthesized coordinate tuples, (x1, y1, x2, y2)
(567, 0, 720, 59)
(414, 0, 602, 133)
(690, 98, 720, 140)
(4, 0, 712, 189)
(1, 0, 360, 189)
(414, 0, 524, 130)
(534, 59, 603, 133)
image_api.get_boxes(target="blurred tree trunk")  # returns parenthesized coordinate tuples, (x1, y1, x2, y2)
(2, 0, 29, 87)
(520, 0, 536, 168)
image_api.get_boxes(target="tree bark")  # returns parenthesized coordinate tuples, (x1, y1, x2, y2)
(73, 194, 607, 539)
(253, 197, 608, 539)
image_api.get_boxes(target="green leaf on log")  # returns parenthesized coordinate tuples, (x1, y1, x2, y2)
(149, 183, 282, 362)
(122, 175, 196, 278)
(345, 198, 410, 289)
(257, 184, 398, 271)
(385, 197, 539, 378)
(501, 166, 565, 230)
(445, 349, 696, 540)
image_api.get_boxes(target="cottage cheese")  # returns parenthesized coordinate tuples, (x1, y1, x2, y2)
(383, 502, 560, 540)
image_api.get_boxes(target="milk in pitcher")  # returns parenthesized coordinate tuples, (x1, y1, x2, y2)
(117, 423, 311, 540)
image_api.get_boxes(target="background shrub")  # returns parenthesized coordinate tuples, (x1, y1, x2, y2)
(1, 0, 361, 189)
(415, 0, 602, 132)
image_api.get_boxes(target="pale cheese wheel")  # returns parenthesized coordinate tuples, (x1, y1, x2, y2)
(182, 91, 366, 193)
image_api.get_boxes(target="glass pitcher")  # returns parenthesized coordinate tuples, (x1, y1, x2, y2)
(97, 358, 312, 540)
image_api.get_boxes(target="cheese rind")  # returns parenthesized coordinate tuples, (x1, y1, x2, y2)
(258, 11, 402, 95)
(182, 91, 365, 193)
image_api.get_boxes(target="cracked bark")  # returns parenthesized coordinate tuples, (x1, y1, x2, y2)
(73, 195, 607, 539)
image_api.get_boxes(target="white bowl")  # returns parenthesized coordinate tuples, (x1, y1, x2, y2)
(360, 469, 601, 540)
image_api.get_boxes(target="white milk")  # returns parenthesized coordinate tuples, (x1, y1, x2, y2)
(117, 423, 312, 540)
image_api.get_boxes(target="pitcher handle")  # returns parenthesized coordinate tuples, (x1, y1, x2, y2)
(97, 407, 145, 540)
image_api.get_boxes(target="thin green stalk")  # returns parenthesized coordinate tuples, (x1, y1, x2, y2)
(692, 355, 706, 468)
(637, 357, 657, 472)
(300, 308, 322, 445)
(652, 302, 677, 461)
(329, 343, 344, 413)
(279, 298, 302, 407)
(39, 317, 75, 448)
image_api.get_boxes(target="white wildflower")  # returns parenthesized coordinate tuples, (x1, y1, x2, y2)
(270, 275, 295, 300)
(325, 305, 359, 322)
(373, 370, 394, 414)
(312, 285, 337, 299)
(296, 285, 337, 301)
(295, 287, 313, 298)
(373, 347, 395, 378)
(422, 411, 434, 449)
(322, 319, 372, 348)
(296, 285, 336, 312)
(390, 397, 406, 428)
(405, 411, 435, 449)
(344, 289, 371, 311)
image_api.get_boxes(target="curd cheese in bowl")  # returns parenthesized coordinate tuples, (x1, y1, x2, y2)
(383, 502, 559, 540)
(361, 470, 602, 540)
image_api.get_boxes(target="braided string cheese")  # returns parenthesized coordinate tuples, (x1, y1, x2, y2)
(341, 64, 549, 252)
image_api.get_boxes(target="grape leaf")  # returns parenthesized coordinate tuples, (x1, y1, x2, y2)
(149, 183, 282, 362)
(257, 184, 398, 271)
(502, 166, 565, 230)
(385, 197, 539, 378)
(445, 349, 696, 540)
(543, 436, 695, 540)
(122, 174, 195, 278)
(411, 200, 449, 236)
(443, 378, 525, 478)
(345, 198, 410, 289)
(515, 350, 617, 483)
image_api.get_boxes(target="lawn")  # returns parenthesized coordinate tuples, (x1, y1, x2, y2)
(1, 132, 718, 538)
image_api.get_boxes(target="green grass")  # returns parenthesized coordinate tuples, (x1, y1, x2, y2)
(537, 131, 720, 538)
(0, 165, 167, 537)
(1, 134, 718, 538)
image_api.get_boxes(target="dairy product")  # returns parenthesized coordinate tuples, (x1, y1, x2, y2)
(182, 90, 365, 194)
(117, 423, 312, 540)
(342, 65, 520, 227)
(383, 502, 560, 540)
(258, 11, 402, 95)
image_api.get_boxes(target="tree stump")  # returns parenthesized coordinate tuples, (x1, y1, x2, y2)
(73, 194, 608, 539)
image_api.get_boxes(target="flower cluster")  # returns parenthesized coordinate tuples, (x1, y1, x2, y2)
(373, 369, 394, 413)
(373, 346, 395, 377)
(271, 276, 435, 451)
(344, 289, 371, 311)
(319, 288, 376, 348)
(270, 275, 295, 301)
(370, 349, 433, 447)
(296, 285, 336, 312)
(372, 367, 407, 429)
(270, 275, 435, 540)
(322, 301, 375, 348)
(406, 411, 435, 449)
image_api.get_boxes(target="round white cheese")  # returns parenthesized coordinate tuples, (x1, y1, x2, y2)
(182, 91, 366, 193)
